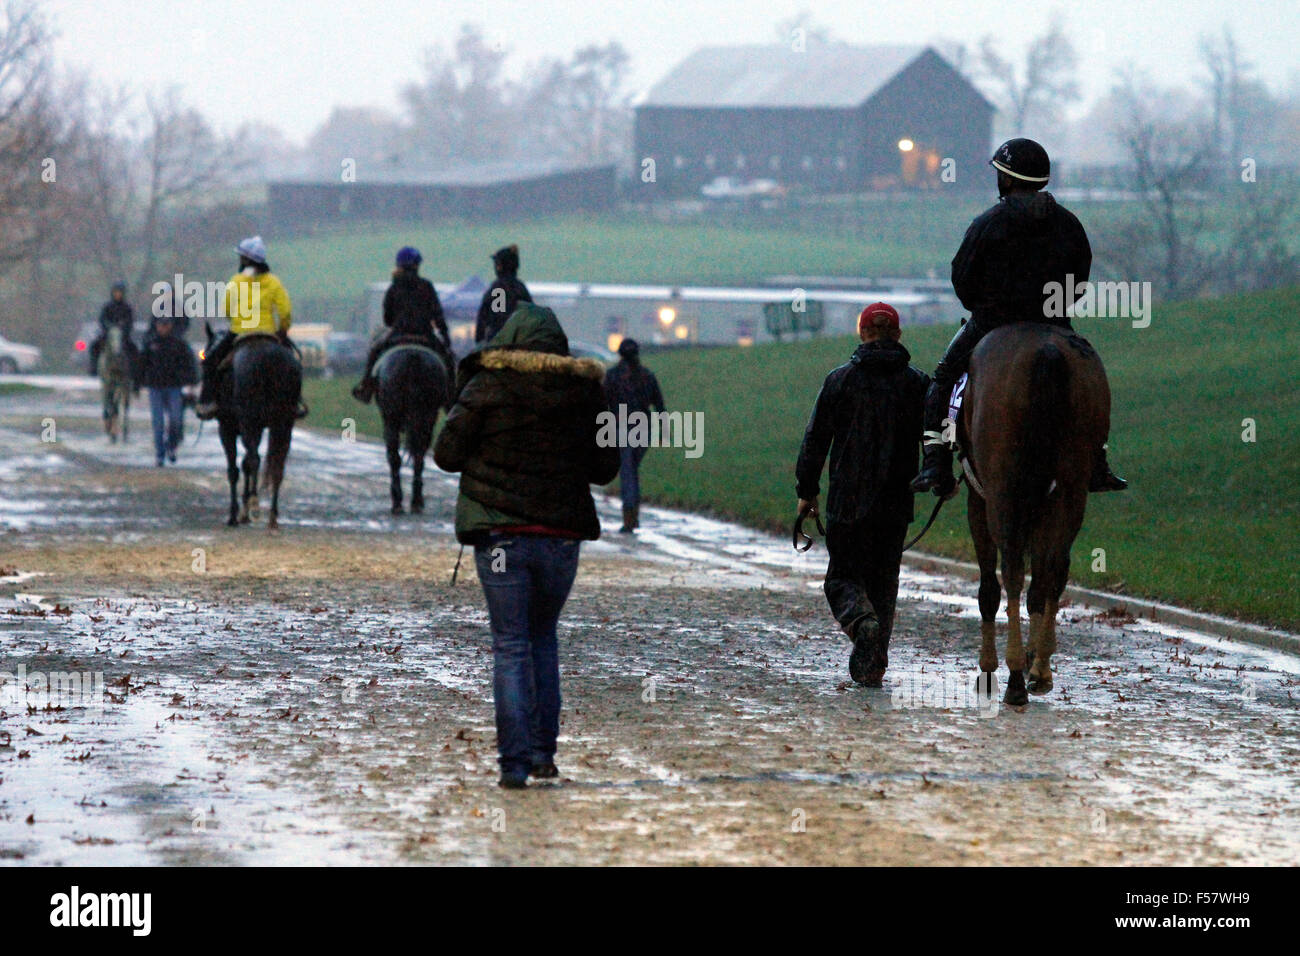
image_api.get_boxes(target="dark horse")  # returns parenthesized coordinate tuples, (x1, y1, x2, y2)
(959, 323, 1111, 706)
(372, 341, 450, 514)
(202, 325, 302, 529)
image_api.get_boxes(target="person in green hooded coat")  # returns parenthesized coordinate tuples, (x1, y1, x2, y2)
(434, 303, 619, 789)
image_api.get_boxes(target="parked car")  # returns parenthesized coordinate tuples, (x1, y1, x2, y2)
(0, 333, 41, 373)
(568, 339, 617, 367)
(701, 176, 786, 200)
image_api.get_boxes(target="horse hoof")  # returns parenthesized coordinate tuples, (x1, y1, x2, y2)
(1003, 670, 1028, 707)
(391, 504, 404, 515)
(411, 502, 424, 514)
(1028, 677, 1054, 695)
(226, 517, 239, 527)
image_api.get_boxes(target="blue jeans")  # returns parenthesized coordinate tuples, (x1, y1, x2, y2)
(474, 534, 581, 776)
(618, 445, 647, 509)
(149, 387, 184, 463)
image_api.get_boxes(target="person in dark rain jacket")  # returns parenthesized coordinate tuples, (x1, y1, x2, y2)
(795, 302, 928, 687)
(474, 244, 532, 344)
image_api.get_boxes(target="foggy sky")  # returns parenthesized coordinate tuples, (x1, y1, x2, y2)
(45, 0, 1300, 143)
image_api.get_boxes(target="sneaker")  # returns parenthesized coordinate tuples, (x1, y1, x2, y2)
(531, 762, 559, 779)
(498, 772, 528, 790)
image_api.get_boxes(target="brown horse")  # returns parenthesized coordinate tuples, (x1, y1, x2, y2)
(958, 323, 1111, 706)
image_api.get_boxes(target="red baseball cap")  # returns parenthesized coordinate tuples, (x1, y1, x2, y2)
(857, 301, 900, 334)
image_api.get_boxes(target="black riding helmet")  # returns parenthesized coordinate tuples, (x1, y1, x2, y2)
(989, 138, 1050, 185)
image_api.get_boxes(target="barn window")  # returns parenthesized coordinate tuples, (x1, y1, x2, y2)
(735, 154, 746, 169)
(800, 156, 812, 171)
(705, 154, 716, 170)
(835, 156, 847, 170)
(769, 155, 781, 171)
(674, 155, 686, 169)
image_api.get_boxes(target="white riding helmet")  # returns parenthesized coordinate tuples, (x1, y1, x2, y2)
(236, 235, 268, 264)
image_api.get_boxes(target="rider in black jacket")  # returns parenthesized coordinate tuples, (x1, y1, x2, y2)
(352, 246, 451, 403)
(795, 303, 929, 686)
(911, 138, 1126, 497)
(88, 280, 138, 375)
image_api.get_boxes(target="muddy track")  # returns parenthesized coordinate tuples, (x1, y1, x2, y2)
(1, 387, 1297, 865)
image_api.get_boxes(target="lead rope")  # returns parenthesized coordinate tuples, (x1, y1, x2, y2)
(449, 544, 465, 586)
(901, 472, 965, 552)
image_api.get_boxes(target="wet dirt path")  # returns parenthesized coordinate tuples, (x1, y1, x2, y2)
(1, 385, 1297, 865)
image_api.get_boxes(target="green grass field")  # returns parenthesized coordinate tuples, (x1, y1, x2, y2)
(274, 208, 973, 301)
(303, 284, 1300, 629)
(267, 193, 1289, 304)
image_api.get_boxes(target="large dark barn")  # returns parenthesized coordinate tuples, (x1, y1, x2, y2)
(634, 43, 994, 196)
(268, 161, 616, 230)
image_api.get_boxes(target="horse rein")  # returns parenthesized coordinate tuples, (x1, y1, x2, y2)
(792, 474, 965, 555)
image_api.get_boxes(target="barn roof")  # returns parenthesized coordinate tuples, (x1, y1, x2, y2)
(641, 43, 935, 109)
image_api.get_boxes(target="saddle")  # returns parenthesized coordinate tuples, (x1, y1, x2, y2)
(378, 335, 450, 371)
(217, 332, 283, 372)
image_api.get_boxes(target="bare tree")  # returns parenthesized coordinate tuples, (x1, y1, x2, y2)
(1199, 26, 1250, 163)
(1107, 72, 1216, 299)
(400, 24, 517, 169)
(524, 42, 632, 164)
(978, 15, 1080, 135)
(304, 106, 403, 176)
(63, 84, 249, 292)
(0, 0, 59, 269)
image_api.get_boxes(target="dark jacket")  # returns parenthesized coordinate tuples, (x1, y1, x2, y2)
(89, 299, 138, 373)
(137, 331, 198, 389)
(603, 358, 665, 415)
(97, 299, 134, 336)
(384, 268, 448, 343)
(795, 340, 929, 525)
(474, 275, 532, 343)
(951, 191, 1091, 328)
(434, 303, 619, 543)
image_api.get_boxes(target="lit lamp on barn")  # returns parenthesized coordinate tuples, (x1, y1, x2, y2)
(898, 137, 919, 186)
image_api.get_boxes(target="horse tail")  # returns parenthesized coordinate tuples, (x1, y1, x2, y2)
(1016, 342, 1069, 517)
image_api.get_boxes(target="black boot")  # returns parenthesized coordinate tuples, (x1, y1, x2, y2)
(848, 613, 881, 686)
(1089, 447, 1127, 492)
(351, 376, 375, 404)
(910, 380, 957, 497)
(619, 505, 635, 533)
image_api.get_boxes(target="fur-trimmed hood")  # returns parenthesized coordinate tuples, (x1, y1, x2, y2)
(478, 348, 606, 380)
(457, 301, 603, 391)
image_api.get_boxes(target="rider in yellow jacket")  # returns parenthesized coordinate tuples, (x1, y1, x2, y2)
(196, 236, 302, 419)
(224, 269, 292, 337)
